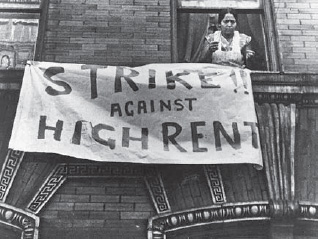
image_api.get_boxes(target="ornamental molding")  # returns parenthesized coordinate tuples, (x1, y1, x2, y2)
(253, 92, 302, 105)
(253, 92, 318, 107)
(0, 149, 24, 202)
(148, 201, 270, 239)
(251, 72, 318, 106)
(26, 164, 67, 214)
(204, 165, 226, 204)
(144, 166, 171, 214)
(298, 201, 318, 221)
(0, 202, 39, 239)
(148, 200, 318, 239)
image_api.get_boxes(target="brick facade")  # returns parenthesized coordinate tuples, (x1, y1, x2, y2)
(43, 0, 171, 66)
(40, 177, 155, 239)
(274, 0, 318, 72)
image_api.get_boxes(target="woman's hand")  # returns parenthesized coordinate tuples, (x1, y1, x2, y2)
(208, 41, 219, 52)
(246, 49, 255, 59)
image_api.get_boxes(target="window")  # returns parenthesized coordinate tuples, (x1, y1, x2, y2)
(171, 0, 280, 71)
(0, 0, 47, 69)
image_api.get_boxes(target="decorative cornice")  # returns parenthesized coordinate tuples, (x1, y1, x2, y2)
(269, 199, 299, 219)
(59, 163, 144, 177)
(251, 72, 318, 106)
(0, 150, 24, 202)
(148, 200, 318, 239)
(0, 202, 39, 239)
(148, 201, 270, 239)
(251, 72, 318, 87)
(298, 202, 318, 221)
(253, 92, 302, 104)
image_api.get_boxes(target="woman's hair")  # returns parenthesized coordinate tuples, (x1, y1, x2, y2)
(218, 8, 238, 24)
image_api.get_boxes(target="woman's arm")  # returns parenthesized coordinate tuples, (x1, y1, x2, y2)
(241, 34, 255, 68)
(198, 39, 218, 63)
(245, 43, 255, 60)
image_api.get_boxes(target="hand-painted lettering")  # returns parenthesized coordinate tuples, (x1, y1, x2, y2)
(213, 121, 241, 151)
(122, 127, 148, 150)
(191, 121, 207, 152)
(115, 66, 139, 93)
(244, 121, 259, 148)
(92, 124, 116, 149)
(38, 115, 63, 141)
(162, 122, 187, 152)
(81, 65, 107, 99)
(166, 70, 192, 90)
(43, 67, 72, 96)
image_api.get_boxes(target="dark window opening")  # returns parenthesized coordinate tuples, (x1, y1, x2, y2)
(172, 0, 279, 71)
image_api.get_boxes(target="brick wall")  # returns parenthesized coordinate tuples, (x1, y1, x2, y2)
(43, 0, 171, 66)
(274, 0, 318, 72)
(39, 177, 155, 239)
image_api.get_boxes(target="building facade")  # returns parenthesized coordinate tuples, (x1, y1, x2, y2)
(1, 0, 318, 238)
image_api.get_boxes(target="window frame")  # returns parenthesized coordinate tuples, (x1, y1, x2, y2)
(170, 0, 281, 71)
(0, 0, 48, 65)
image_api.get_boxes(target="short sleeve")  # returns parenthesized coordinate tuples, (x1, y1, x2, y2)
(239, 33, 252, 48)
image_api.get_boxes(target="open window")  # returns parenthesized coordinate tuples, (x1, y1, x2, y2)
(171, 0, 280, 71)
(0, 0, 48, 69)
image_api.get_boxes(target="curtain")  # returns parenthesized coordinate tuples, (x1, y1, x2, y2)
(238, 14, 267, 70)
(177, 13, 209, 63)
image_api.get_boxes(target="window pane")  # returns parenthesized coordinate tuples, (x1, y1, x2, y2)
(0, 17, 39, 69)
(0, 0, 40, 69)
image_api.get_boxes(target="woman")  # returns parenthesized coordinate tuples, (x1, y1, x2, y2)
(199, 9, 255, 67)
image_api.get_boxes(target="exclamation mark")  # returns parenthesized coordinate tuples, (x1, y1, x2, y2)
(230, 69, 238, 93)
(240, 69, 249, 94)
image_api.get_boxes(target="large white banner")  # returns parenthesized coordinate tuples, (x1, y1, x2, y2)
(9, 61, 262, 167)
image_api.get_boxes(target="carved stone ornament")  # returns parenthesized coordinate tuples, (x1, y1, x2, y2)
(0, 150, 24, 202)
(204, 165, 226, 204)
(144, 166, 171, 214)
(148, 201, 270, 239)
(147, 200, 318, 239)
(0, 202, 39, 239)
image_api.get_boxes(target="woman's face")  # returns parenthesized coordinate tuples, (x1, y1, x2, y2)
(220, 13, 237, 36)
